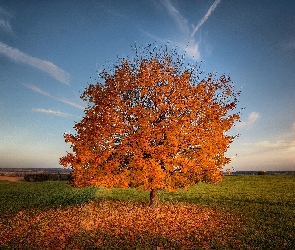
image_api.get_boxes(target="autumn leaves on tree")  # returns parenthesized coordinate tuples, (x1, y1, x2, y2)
(60, 45, 240, 207)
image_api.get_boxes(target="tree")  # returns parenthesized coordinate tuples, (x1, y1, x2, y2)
(60, 45, 240, 207)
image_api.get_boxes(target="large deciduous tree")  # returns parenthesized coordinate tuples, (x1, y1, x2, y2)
(60, 45, 240, 207)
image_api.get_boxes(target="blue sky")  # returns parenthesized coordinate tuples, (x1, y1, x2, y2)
(0, 0, 294, 171)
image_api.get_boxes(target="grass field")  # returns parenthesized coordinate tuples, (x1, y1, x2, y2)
(0, 175, 294, 249)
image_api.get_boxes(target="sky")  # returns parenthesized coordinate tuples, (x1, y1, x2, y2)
(0, 0, 294, 171)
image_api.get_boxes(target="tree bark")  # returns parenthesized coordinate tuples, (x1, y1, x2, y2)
(149, 189, 158, 208)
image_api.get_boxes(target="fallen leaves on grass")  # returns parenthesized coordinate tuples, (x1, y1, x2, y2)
(0, 201, 242, 249)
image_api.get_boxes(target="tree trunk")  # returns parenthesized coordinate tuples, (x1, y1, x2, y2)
(149, 189, 158, 208)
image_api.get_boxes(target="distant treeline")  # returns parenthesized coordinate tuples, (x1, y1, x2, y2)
(0, 168, 71, 177)
(232, 171, 295, 175)
(24, 173, 72, 182)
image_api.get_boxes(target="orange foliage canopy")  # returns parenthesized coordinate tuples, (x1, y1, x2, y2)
(60, 46, 240, 193)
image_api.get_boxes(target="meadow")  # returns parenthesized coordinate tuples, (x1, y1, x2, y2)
(0, 175, 294, 249)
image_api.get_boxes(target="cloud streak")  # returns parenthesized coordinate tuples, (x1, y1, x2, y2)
(191, 0, 221, 38)
(0, 42, 70, 85)
(161, 0, 199, 59)
(24, 84, 85, 110)
(162, 0, 190, 35)
(25, 84, 51, 97)
(32, 108, 72, 117)
(161, 0, 221, 60)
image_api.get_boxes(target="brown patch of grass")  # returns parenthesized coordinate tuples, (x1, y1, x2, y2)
(0, 176, 24, 182)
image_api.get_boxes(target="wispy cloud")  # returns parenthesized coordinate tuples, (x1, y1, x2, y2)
(237, 111, 260, 129)
(241, 139, 295, 154)
(240, 123, 295, 157)
(246, 140, 285, 148)
(0, 6, 13, 17)
(32, 108, 72, 117)
(161, 0, 199, 59)
(162, 0, 190, 35)
(191, 0, 221, 38)
(285, 40, 295, 53)
(0, 6, 14, 34)
(0, 19, 13, 34)
(24, 84, 85, 110)
(58, 98, 85, 110)
(24, 84, 51, 97)
(0, 42, 70, 85)
(161, 0, 221, 60)
(248, 112, 260, 126)
(184, 41, 200, 60)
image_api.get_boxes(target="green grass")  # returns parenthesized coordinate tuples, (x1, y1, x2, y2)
(160, 175, 295, 207)
(0, 180, 96, 214)
(1, 175, 294, 249)
(160, 175, 295, 249)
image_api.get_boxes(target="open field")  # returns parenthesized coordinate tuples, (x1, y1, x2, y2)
(0, 175, 294, 249)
